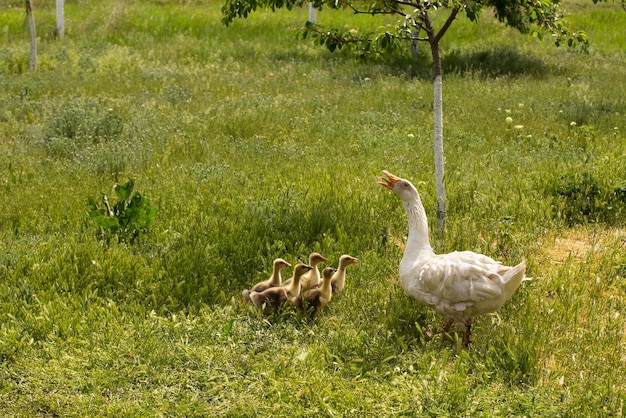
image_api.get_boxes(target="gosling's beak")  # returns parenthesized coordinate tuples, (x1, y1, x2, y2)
(378, 170, 401, 190)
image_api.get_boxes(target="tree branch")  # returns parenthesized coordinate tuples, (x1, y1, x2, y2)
(387, 0, 420, 9)
(434, 6, 460, 44)
(422, 10, 435, 40)
(348, 6, 395, 15)
(346, 2, 395, 16)
(382, 1, 409, 17)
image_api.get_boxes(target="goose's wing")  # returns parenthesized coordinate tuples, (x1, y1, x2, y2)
(250, 279, 271, 293)
(303, 289, 322, 307)
(407, 251, 509, 311)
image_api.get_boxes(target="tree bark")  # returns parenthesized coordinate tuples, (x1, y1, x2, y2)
(308, 2, 317, 23)
(411, 29, 419, 62)
(25, 0, 37, 71)
(432, 45, 446, 242)
(424, 12, 447, 242)
(56, 0, 64, 38)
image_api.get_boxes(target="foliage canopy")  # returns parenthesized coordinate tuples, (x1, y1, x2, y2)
(222, 0, 593, 60)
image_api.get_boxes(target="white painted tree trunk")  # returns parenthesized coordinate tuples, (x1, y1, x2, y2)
(424, 10, 450, 242)
(308, 3, 317, 23)
(26, 0, 37, 71)
(56, 0, 64, 38)
(433, 73, 446, 238)
(411, 29, 419, 62)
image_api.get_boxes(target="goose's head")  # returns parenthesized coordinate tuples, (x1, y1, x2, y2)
(378, 170, 419, 203)
(338, 254, 358, 268)
(308, 252, 328, 266)
(294, 263, 314, 279)
(322, 266, 337, 281)
(273, 258, 292, 270)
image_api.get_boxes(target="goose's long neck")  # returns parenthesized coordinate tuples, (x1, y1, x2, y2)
(287, 276, 301, 297)
(403, 196, 433, 256)
(321, 278, 332, 298)
(333, 268, 346, 285)
(269, 266, 282, 286)
(308, 267, 321, 287)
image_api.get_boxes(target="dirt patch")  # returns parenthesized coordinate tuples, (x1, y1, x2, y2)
(542, 227, 626, 265)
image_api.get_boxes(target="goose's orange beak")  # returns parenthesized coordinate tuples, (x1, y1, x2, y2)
(378, 170, 401, 190)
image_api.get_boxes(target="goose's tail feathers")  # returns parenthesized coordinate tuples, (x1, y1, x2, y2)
(503, 260, 528, 297)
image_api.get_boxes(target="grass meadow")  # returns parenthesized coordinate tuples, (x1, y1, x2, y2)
(1, 0, 625, 415)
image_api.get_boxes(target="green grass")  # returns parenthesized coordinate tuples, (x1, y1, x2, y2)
(1, 0, 625, 415)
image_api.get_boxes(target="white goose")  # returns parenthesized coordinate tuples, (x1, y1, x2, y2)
(379, 170, 530, 345)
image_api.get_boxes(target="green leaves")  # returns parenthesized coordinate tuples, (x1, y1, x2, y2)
(223, 0, 594, 57)
(302, 22, 409, 60)
(87, 179, 156, 244)
(221, 0, 305, 25)
(302, 22, 353, 54)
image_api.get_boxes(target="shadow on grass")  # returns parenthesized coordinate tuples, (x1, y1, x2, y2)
(443, 46, 551, 78)
(267, 44, 552, 81)
(383, 287, 436, 348)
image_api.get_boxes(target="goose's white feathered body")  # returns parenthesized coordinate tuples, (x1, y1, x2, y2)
(400, 249, 526, 326)
(380, 170, 529, 344)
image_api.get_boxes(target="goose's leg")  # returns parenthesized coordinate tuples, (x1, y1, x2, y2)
(463, 319, 472, 346)
(426, 319, 452, 339)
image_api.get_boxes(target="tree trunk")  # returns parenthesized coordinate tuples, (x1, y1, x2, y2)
(308, 2, 317, 23)
(422, 10, 453, 244)
(428, 37, 446, 242)
(411, 29, 419, 62)
(56, 0, 64, 38)
(25, 0, 37, 71)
